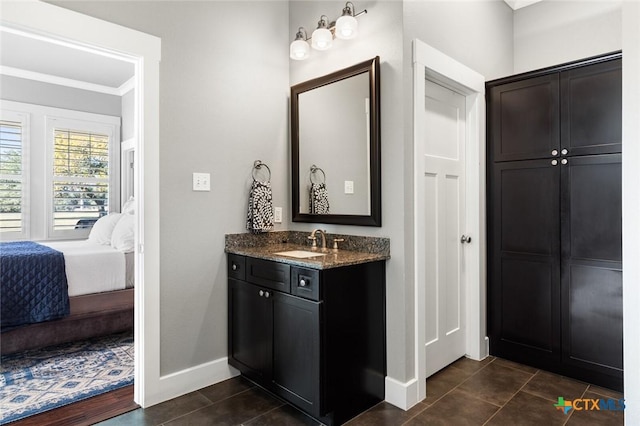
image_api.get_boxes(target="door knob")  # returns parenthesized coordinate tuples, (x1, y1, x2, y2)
(460, 235, 471, 244)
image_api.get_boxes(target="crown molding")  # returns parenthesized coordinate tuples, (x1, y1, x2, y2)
(118, 76, 136, 95)
(0, 65, 133, 96)
(504, 0, 544, 11)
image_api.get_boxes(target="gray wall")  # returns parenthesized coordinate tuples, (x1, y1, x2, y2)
(290, 0, 409, 380)
(0, 74, 121, 116)
(514, 1, 622, 73)
(290, 0, 514, 383)
(50, 0, 290, 375)
(403, 0, 514, 82)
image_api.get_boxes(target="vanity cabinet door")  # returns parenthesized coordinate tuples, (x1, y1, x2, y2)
(228, 279, 273, 382)
(272, 292, 322, 417)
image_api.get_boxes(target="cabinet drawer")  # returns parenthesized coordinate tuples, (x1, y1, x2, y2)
(228, 254, 245, 280)
(247, 258, 290, 293)
(291, 267, 321, 301)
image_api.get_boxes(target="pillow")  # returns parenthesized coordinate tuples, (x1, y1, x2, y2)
(111, 214, 135, 252)
(121, 197, 135, 215)
(87, 213, 123, 245)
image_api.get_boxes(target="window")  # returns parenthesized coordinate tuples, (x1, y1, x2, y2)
(52, 128, 110, 230)
(0, 102, 119, 241)
(47, 116, 120, 239)
(0, 112, 28, 239)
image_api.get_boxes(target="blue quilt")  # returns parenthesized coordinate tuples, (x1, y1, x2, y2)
(1, 241, 70, 329)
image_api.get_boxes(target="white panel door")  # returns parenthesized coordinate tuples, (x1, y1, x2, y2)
(419, 79, 467, 378)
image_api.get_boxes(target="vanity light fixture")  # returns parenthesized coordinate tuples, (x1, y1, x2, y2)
(289, 1, 367, 61)
(335, 2, 358, 39)
(311, 16, 332, 51)
(290, 27, 310, 60)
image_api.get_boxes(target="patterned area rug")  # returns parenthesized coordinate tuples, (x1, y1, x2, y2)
(0, 332, 133, 424)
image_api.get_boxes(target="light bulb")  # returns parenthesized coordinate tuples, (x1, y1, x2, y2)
(290, 39, 310, 60)
(312, 27, 332, 51)
(336, 14, 358, 40)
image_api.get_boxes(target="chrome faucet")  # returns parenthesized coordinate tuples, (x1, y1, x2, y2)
(308, 229, 327, 250)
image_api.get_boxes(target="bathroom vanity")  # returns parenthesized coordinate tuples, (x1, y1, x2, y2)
(226, 231, 388, 425)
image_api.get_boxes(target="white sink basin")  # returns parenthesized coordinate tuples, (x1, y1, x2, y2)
(273, 250, 328, 259)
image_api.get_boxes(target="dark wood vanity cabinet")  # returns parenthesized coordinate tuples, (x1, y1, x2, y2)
(227, 254, 386, 425)
(487, 53, 622, 391)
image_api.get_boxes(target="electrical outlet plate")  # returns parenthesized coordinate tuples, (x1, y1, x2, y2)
(274, 207, 283, 223)
(193, 172, 211, 191)
(344, 180, 354, 194)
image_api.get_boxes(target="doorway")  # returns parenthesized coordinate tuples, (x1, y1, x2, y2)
(0, 1, 161, 408)
(413, 39, 486, 402)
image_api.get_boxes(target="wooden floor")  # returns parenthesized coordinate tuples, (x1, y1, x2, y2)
(10, 386, 137, 426)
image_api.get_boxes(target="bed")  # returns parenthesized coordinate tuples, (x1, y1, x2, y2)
(1, 208, 136, 355)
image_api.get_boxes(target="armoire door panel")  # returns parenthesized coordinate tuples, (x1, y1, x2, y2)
(489, 159, 561, 359)
(489, 74, 559, 162)
(563, 155, 622, 263)
(561, 59, 622, 156)
(564, 264, 623, 371)
(501, 257, 554, 351)
(487, 53, 623, 391)
(561, 153, 622, 376)
(498, 161, 559, 255)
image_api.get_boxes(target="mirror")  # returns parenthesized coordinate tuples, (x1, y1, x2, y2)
(291, 56, 380, 226)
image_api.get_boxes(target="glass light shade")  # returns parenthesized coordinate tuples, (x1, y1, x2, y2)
(290, 39, 310, 60)
(336, 15, 358, 40)
(311, 27, 332, 50)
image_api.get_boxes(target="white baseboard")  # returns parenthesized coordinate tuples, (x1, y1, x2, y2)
(385, 376, 420, 410)
(146, 357, 240, 407)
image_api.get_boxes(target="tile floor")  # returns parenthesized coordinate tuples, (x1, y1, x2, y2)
(98, 357, 624, 425)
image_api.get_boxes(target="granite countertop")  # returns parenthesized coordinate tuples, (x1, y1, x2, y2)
(225, 233, 390, 269)
(226, 243, 389, 270)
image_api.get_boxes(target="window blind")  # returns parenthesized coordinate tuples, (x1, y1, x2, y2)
(0, 120, 23, 234)
(52, 128, 110, 230)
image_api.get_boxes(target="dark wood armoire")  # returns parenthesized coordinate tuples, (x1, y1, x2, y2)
(486, 52, 622, 391)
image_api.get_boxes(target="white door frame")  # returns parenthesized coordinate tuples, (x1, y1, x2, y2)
(413, 39, 486, 403)
(1, 2, 162, 407)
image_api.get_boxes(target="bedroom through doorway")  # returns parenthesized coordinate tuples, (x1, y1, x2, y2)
(0, 16, 142, 422)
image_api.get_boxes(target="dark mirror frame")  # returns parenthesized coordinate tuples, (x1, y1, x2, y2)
(291, 56, 381, 226)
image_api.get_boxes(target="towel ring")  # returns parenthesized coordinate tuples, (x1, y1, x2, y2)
(252, 160, 271, 183)
(310, 165, 326, 184)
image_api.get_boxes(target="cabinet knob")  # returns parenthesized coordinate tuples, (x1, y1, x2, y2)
(561, 158, 568, 165)
(551, 149, 558, 156)
(259, 290, 264, 297)
(264, 291, 270, 298)
(561, 148, 568, 156)
(460, 235, 471, 244)
(300, 279, 307, 287)
(232, 263, 238, 271)
(551, 159, 558, 166)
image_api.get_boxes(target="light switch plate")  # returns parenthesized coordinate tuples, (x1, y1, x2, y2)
(274, 207, 283, 223)
(344, 180, 354, 194)
(193, 172, 211, 191)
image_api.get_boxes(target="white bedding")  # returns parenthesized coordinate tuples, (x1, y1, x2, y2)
(41, 240, 128, 297)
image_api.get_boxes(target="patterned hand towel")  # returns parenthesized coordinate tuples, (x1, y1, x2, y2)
(246, 180, 274, 233)
(309, 182, 330, 214)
